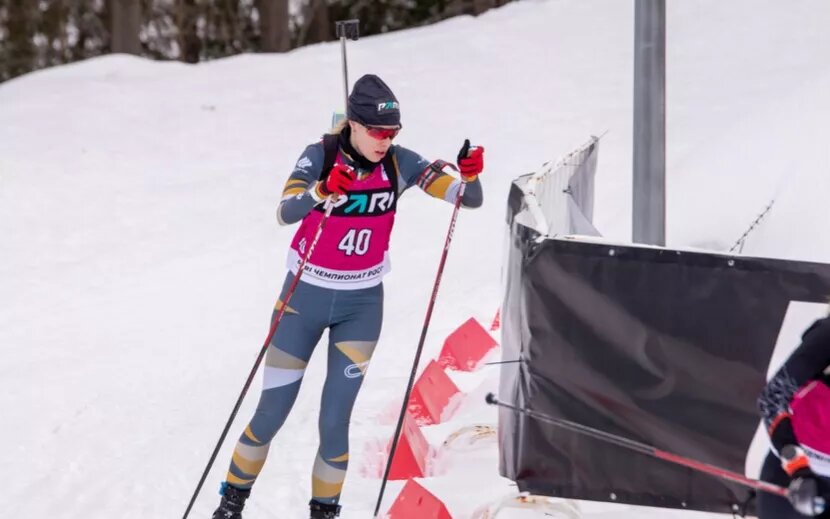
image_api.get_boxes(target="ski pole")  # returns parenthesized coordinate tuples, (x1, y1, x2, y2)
(484, 393, 790, 498)
(182, 200, 336, 519)
(373, 181, 467, 517)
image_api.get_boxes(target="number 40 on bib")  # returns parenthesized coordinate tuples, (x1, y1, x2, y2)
(338, 229, 372, 256)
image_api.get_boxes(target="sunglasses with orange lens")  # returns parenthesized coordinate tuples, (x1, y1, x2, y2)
(365, 126, 400, 140)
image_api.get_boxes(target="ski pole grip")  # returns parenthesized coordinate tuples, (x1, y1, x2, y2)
(485, 392, 498, 405)
(336, 19, 360, 40)
(458, 138, 471, 163)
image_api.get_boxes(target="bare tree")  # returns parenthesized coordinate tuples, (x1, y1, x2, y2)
(306, 0, 330, 44)
(472, 0, 496, 15)
(178, 0, 201, 63)
(296, 0, 330, 47)
(66, 0, 109, 63)
(111, 0, 142, 54)
(4, 0, 36, 80)
(141, 0, 180, 60)
(442, 0, 501, 18)
(257, 0, 288, 52)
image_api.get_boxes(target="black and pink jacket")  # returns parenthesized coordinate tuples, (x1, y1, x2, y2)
(758, 317, 830, 477)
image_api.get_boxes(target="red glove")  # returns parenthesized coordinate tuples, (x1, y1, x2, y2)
(316, 163, 356, 199)
(457, 139, 484, 181)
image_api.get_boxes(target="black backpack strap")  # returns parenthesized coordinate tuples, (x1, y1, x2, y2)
(320, 133, 340, 182)
(381, 149, 400, 199)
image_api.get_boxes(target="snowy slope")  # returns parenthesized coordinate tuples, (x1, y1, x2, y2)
(1, 0, 828, 517)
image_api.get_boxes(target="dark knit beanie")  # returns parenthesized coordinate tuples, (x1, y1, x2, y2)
(347, 74, 401, 127)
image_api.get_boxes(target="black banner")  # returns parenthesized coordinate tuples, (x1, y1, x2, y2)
(498, 190, 830, 514)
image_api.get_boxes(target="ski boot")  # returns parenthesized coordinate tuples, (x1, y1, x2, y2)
(212, 484, 251, 519)
(309, 499, 341, 518)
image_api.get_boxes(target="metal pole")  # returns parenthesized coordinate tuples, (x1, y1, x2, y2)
(633, 0, 666, 246)
(339, 37, 349, 110)
(335, 20, 360, 112)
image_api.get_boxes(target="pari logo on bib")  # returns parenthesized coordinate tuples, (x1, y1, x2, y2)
(328, 189, 395, 216)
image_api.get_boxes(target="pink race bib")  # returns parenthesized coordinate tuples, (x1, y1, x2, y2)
(288, 157, 397, 289)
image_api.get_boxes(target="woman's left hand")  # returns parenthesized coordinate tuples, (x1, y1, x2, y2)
(457, 139, 484, 181)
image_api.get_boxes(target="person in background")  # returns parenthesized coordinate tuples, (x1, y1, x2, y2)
(757, 315, 830, 518)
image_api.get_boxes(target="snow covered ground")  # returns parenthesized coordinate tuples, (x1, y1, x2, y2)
(1, 0, 828, 517)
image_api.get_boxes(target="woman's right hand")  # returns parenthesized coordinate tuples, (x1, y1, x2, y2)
(316, 163, 356, 199)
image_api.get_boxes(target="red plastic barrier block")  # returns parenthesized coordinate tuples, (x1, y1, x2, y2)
(387, 412, 430, 480)
(490, 308, 501, 331)
(438, 317, 499, 371)
(408, 359, 461, 425)
(386, 479, 452, 519)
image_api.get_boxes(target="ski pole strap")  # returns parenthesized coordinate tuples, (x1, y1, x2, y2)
(431, 159, 459, 173)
